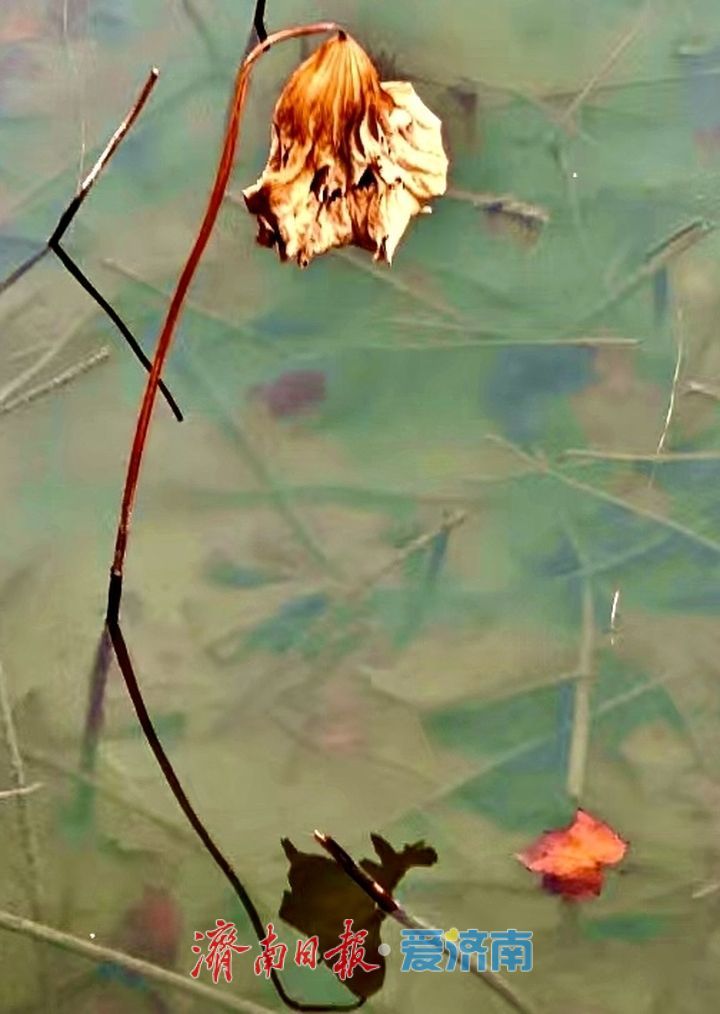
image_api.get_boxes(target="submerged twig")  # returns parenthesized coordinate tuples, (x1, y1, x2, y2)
(0, 782, 42, 801)
(0, 348, 109, 418)
(561, 448, 720, 463)
(0, 662, 52, 1001)
(484, 434, 720, 556)
(0, 909, 275, 1014)
(347, 510, 466, 602)
(10, 341, 52, 363)
(339, 247, 462, 320)
(392, 667, 682, 825)
(25, 747, 194, 845)
(0, 316, 89, 408)
(0, 664, 46, 923)
(184, 345, 342, 578)
(208, 510, 466, 670)
(389, 318, 639, 347)
(692, 881, 720, 900)
(609, 588, 620, 646)
(644, 222, 712, 275)
(557, 4, 651, 129)
(314, 831, 540, 1014)
(101, 256, 340, 577)
(599, 312, 684, 647)
(101, 256, 259, 344)
(539, 68, 720, 104)
(73, 627, 114, 839)
(655, 334, 684, 458)
(685, 380, 720, 402)
(565, 220, 714, 336)
(447, 188, 549, 231)
(564, 537, 595, 802)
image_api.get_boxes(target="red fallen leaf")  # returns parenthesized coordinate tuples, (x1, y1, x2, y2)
(250, 369, 326, 418)
(517, 808, 628, 900)
(116, 886, 183, 966)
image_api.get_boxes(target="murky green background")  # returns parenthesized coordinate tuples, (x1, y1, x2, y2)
(2, 0, 720, 1011)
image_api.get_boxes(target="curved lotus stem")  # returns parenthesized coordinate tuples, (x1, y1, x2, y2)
(103, 22, 366, 1014)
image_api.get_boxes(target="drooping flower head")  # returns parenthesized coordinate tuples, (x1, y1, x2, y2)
(243, 32, 448, 267)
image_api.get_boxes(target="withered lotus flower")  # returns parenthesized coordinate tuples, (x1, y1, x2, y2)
(242, 31, 448, 267)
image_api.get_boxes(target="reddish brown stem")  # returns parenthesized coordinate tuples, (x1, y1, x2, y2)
(109, 23, 341, 580)
(103, 23, 365, 1014)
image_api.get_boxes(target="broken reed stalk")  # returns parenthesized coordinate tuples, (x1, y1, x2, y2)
(0, 783, 42, 801)
(100, 23, 365, 1014)
(314, 832, 541, 1014)
(0, 70, 182, 421)
(565, 555, 595, 802)
(0, 348, 109, 418)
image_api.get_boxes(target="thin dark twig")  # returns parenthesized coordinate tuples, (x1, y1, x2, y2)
(102, 22, 363, 1013)
(254, 0, 268, 40)
(244, 0, 268, 55)
(0, 70, 182, 421)
(52, 243, 182, 420)
(314, 833, 400, 915)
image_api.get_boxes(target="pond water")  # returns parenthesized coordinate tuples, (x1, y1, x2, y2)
(2, 1, 720, 1012)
